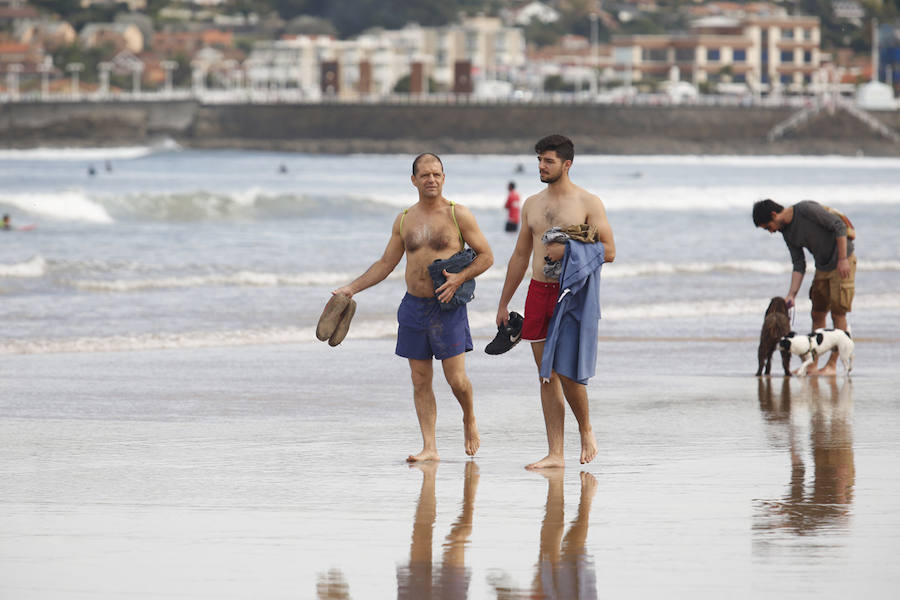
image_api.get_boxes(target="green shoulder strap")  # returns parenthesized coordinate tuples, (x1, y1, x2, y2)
(399, 208, 408, 234)
(449, 201, 464, 248)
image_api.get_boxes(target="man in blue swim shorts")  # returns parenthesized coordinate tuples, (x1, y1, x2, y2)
(334, 153, 493, 462)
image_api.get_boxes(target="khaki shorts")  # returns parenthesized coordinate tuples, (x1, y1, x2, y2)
(810, 254, 856, 315)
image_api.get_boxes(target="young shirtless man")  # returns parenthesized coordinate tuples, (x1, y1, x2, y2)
(334, 153, 493, 462)
(495, 135, 616, 469)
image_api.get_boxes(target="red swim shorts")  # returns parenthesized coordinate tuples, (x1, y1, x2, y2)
(522, 279, 559, 342)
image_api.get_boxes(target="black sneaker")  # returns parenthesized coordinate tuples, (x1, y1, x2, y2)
(485, 311, 524, 355)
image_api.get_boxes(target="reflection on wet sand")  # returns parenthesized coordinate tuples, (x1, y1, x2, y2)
(755, 377, 855, 538)
(491, 471, 598, 600)
(397, 461, 479, 600)
(316, 568, 351, 600)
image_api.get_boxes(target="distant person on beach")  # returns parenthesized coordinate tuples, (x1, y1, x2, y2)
(505, 181, 520, 232)
(494, 134, 616, 469)
(334, 153, 494, 462)
(2, 214, 10, 230)
(753, 198, 856, 375)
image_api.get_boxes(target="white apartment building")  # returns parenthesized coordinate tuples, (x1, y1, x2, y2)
(612, 14, 821, 93)
(244, 16, 526, 98)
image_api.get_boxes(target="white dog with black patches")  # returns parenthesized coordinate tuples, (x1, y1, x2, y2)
(779, 328, 854, 376)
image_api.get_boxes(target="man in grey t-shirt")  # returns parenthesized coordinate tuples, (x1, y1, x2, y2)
(753, 199, 856, 375)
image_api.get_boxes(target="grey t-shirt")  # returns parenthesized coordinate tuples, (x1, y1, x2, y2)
(781, 200, 854, 273)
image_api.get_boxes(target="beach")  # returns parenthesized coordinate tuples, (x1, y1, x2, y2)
(2, 338, 900, 599)
(1, 149, 899, 598)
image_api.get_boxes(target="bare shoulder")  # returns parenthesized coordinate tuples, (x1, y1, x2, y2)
(522, 188, 549, 212)
(578, 187, 608, 215)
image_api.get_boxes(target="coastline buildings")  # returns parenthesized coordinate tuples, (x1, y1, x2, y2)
(244, 16, 526, 99)
(612, 12, 821, 94)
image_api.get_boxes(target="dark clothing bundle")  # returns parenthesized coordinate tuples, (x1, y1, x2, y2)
(427, 248, 477, 310)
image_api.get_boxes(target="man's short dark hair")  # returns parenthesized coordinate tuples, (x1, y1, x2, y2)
(412, 153, 443, 176)
(535, 134, 574, 162)
(508, 181, 515, 189)
(753, 199, 784, 227)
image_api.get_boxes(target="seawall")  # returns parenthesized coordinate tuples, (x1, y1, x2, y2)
(2, 99, 899, 155)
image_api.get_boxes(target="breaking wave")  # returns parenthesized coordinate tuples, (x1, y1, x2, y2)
(0, 255, 47, 278)
(64, 259, 900, 293)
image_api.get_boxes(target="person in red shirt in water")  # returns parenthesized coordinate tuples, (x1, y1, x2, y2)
(505, 181, 521, 232)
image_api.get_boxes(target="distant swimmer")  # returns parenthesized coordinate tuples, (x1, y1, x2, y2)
(504, 181, 520, 233)
(105, 160, 112, 172)
(333, 153, 494, 462)
(515, 162, 525, 173)
(279, 164, 288, 174)
(88, 165, 96, 176)
(2, 214, 10, 230)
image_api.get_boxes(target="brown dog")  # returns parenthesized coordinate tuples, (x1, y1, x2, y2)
(757, 296, 792, 376)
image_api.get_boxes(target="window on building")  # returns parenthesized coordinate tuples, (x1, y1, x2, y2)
(466, 32, 478, 54)
(780, 74, 792, 84)
(804, 74, 812, 83)
(803, 50, 812, 63)
(642, 48, 667, 62)
(707, 48, 720, 61)
(780, 50, 794, 63)
(675, 48, 694, 62)
(781, 28, 794, 39)
(733, 49, 746, 62)
(734, 73, 746, 82)
(803, 29, 813, 41)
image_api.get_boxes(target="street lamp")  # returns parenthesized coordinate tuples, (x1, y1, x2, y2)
(38, 58, 52, 99)
(589, 12, 599, 95)
(97, 61, 112, 96)
(161, 60, 178, 96)
(131, 61, 144, 95)
(66, 62, 84, 99)
(6, 63, 22, 99)
(191, 60, 206, 95)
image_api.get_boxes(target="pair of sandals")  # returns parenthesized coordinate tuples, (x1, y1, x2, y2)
(316, 294, 356, 346)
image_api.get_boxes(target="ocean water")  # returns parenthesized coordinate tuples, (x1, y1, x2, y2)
(1, 148, 898, 353)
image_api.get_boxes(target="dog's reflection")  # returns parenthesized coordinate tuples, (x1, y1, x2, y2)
(397, 461, 478, 600)
(755, 377, 855, 536)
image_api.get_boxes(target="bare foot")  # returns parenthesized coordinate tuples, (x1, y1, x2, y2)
(817, 364, 837, 376)
(580, 427, 598, 465)
(526, 454, 565, 470)
(464, 418, 480, 457)
(407, 449, 440, 463)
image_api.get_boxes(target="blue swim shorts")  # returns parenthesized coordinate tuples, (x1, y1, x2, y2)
(396, 293, 473, 360)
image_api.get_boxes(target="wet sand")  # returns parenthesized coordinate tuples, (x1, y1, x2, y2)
(2, 337, 899, 599)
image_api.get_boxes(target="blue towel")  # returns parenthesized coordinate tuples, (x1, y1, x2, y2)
(539, 240, 605, 384)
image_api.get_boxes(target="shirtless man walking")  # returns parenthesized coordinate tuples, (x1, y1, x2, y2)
(495, 135, 615, 469)
(334, 153, 493, 462)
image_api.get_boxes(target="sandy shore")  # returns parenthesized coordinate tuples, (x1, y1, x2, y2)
(2, 338, 899, 599)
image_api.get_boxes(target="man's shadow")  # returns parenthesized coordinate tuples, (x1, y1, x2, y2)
(397, 461, 479, 599)
(755, 377, 855, 536)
